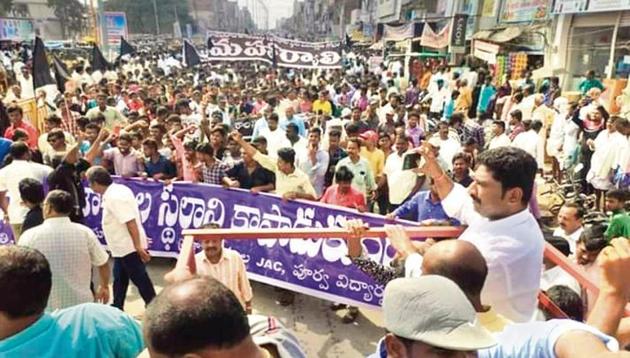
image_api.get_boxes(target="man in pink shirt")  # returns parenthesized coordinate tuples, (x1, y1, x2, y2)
(320, 166, 366, 211)
(102, 133, 144, 177)
(4, 105, 39, 150)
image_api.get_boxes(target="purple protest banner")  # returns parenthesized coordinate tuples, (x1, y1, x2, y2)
(0, 178, 425, 308)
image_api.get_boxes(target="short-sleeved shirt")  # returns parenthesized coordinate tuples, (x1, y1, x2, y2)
(21, 206, 43, 233)
(144, 155, 176, 178)
(101, 183, 148, 257)
(360, 147, 385, 178)
(335, 157, 376, 197)
(4, 120, 39, 149)
(86, 106, 126, 130)
(320, 184, 366, 210)
(312, 99, 332, 116)
(227, 161, 275, 190)
(253, 152, 316, 197)
(0, 303, 144, 358)
(103, 148, 142, 177)
(201, 161, 230, 185)
(0, 160, 53, 224)
(195, 248, 253, 308)
(19, 217, 109, 310)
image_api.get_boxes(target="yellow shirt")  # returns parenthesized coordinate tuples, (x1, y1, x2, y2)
(360, 147, 385, 178)
(253, 151, 316, 197)
(312, 100, 332, 116)
(477, 308, 512, 333)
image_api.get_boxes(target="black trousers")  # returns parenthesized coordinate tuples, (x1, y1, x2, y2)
(112, 252, 156, 310)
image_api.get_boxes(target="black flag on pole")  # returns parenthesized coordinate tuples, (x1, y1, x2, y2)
(120, 36, 135, 57)
(207, 37, 214, 50)
(32, 36, 55, 89)
(91, 44, 110, 72)
(52, 55, 70, 93)
(182, 40, 200, 67)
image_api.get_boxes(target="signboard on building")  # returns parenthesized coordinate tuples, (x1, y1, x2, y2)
(450, 14, 468, 54)
(482, 0, 499, 17)
(552, 0, 630, 13)
(421, 23, 450, 49)
(103, 12, 128, 48)
(472, 39, 499, 64)
(0, 18, 34, 41)
(500, 0, 548, 23)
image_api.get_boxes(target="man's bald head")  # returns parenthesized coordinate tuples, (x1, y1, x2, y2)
(143, 277, 251, 357)
(422, 240, 488, 301)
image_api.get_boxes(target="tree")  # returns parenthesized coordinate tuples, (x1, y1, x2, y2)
(47, 0, 85, 39)
(105, 0, 192, 35)
(0, 0, 12, 16)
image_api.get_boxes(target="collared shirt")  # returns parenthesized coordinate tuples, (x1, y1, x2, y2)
(489, 133, 512, 150)
(360, 147, 385, 179)
(260, 128, 291, 159)
(86, 106, 126, 130)
(195, 248, 253, 308)
(37, 131, 76, 160)
(103, 148, 142, 177)
(101, 183, 148, 257)
(509, 123, 525, 141)
(19, 217, 109, 310)
(553, 227, 583, 254)
(335, 157, 376, 197)
(144, 155, 176, 178)
(392, 191, 455, 224)
(4, 120, 39, 149)
(227, 161, 275, 190)
(511, 130, 540, 159)
(326, 147, 347, 187)
(201, 160, 229, 185)
(441, 184, 544, 322)
(280, 116, 307, 137)
(406, 127, 424, 148)
(312, 99, 332, 116)
(253, 152, 316, 197)
(0, 303, 144, 358)
(0, 160, 52, 224)
(296, 149, 329, 197)
(463, 119, 485, 149)
(22, 206, 43, 233)
(320, 184, 366, 210)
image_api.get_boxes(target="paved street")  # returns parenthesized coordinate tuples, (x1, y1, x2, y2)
(122, 257, 385, 357)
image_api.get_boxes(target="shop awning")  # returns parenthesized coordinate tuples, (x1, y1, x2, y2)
(472, 26, 523, 43)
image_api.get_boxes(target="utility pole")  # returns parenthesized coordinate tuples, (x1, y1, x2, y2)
(152, 0, 160, 35)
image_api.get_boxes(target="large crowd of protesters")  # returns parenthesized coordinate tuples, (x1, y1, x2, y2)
(0, 38, 629, 357)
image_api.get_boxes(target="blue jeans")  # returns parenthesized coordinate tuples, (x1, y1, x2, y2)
(112, 252, 156, 310)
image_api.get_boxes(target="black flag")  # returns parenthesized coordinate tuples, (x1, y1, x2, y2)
(120, 36, 135, 57)
(207, 37, 214, 50)
(91, 44, 110, 72)
(52, 55, 69, 93)
(32, 36, 55, 89)
(345, 34, 354, 50)
(182, 40, 200, 67)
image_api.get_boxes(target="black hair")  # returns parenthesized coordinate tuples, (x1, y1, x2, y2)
(118, 133, 133, 143)
(9, 141, 29, 160)
(143, 138, 159, 151)
(195, 142, 214, 156)
(286, 122, 299, 133)
(309, 127, 322, 136)
(606, 189, 628, 202)
(45, 114, 62, 126)
(45, 190, 74, 215)
(85, 122, 101, 132)
(6, 104, 23, 115)
(277, 147, 296, 165)
(47, 129, 65, 142)
(452, 152, 472, 166)
(335, 166, 354, 183)
(563, 202, 586, 219)
(450, 112, 465, 125)
(19, 178, 44, 205)
(510, 109, 523, 121)
(144, 277, 250, 355)
(476, 147, 537, 205)
(543, 285, 584, 322)
(328, 130, 342, 139)
(545, 236, 571, 257)
(347, 138, 361, 149)
(492, 120, 506, 132)
(577, 225, 608, 252)
(0, 246, 51, 319)
(86, 166, 113, 186)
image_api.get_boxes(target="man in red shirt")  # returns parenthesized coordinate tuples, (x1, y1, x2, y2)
(4, 104, 39, 150)
(320, 166, 366, 212)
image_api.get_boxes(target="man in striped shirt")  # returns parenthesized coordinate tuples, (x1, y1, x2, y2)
(194, 223, 253, 313)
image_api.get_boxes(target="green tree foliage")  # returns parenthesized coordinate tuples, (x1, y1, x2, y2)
(104, 0, 192, 35)
(47, 0, 85, 38)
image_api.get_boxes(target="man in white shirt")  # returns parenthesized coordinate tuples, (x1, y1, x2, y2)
(540, 236, 581, 294)
(553, 203, 584, 254)
(384, 135, 421, 210)
(488, 120, 512, 150)
(296, 127, 329, 197)
(19, 190, 110, 310)
(431, 122, 461, 171)
(260, 113, 290, 159)
(86, 166, 156, 310)
(0, 142, 53, 240)
(511, 120, 541, 159)
(85, 93, 127, 130)
(417, 144, 543, 322)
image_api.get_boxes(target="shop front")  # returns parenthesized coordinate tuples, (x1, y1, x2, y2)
(554, 1, 630, 110)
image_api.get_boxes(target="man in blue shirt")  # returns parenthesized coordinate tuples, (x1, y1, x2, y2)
(477, 76, 497, 119)
(0, 245, 144, 357)
(280, 107, 306, 137)
(142, 138, 177, 180)
(387, 180, 458, 225)
(0, 136, 11, 165)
